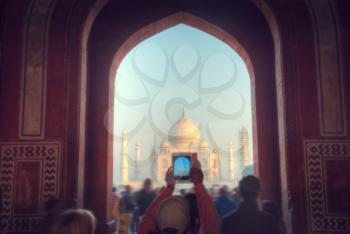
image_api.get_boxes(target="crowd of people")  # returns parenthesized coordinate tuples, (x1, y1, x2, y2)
(0, 155, 286, 234)
(111, 156, 286, 234)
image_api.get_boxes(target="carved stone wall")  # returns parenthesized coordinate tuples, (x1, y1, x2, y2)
(0, 142, 61, 233)
(20, 0, 56, 138)
(308, 0, 347, 136)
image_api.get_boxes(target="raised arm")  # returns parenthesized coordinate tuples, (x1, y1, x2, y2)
(194, 183, 220, 234)
(191, 156, 220, 234)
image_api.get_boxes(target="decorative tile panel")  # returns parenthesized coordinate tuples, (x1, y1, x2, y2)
(304, 140, 350, 233)
(0, 142, 60, 233)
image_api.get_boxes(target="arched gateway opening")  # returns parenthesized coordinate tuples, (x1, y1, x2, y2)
(111, 14, 256, 191)
(83, 4, 282, 233)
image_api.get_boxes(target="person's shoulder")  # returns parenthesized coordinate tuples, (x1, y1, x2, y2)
(213, 196, 220, 203)
(259, 210, 276, 219)
(226, 196, 235, 204)
(222, 210, 238, 222)
(137, 189, 145, 195)
(221, 211, 238, 232)
(259, 210, 280, 225)
(134, 190, 143, 200)
(150, 191, 157, 197)
(228, 196, 236, 203)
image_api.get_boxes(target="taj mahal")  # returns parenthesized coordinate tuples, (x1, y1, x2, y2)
(118, 113, 253, 187)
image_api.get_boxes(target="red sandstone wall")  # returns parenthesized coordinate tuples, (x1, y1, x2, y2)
(0, 1, 349, 234)
(270, 1, 350, 233)
(87, 2, 280, 232)
(0, 0, 94, 233)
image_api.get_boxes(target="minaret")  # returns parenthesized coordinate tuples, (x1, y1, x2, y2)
(150, 135, 158, 180)
(135, 142, 141, 180)
(240, 127, 249, 168)
(209, 149, 220, 182)
(121, 130, 129, 184)
(228, 142, 235, 180)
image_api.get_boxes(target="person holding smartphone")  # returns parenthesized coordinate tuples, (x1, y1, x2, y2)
(138, 155, 220, 234)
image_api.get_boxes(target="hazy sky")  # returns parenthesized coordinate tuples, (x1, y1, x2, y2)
(112, 24, 253, 184)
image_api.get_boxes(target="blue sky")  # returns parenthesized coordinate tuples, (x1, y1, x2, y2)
(112, 24, 253, 184)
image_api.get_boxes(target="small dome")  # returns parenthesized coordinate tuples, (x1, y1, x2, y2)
(168, 115, 200, 149)
(161, 140, 170, 148)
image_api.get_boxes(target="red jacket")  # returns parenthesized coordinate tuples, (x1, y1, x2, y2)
(138, 183, 220, 234)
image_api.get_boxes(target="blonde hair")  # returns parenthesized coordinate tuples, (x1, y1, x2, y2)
(156, 196, 190, 233)
(50, 209, 96, 234)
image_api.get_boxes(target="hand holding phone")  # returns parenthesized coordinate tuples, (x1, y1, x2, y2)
(165, 167, 175, 187)
(190, 153, 204, 185)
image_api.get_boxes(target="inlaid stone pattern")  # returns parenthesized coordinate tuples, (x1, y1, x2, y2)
(0, 142, 60, 233)
(304, 140, 350, 233)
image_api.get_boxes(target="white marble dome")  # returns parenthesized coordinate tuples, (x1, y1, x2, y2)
(168, 115, 201, 149)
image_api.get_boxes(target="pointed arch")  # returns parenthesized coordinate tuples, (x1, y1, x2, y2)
(109, 11, 255, 83)
(107, 10, 259, 183)
(253, 1, 292, 233)
(80, 4, 286, 233)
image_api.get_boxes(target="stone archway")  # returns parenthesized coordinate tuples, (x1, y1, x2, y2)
(80, 2, 283, 233)
(108, 11, 259, 183)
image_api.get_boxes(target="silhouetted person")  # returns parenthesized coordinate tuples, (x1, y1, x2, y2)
(50, 209, 96, 234)
(184, 193, 199, 234)
(132, 178, 157, 232)
(231, 187, 241, 205)
(119, 185, 135, 234)
(221, 175, 280, 234)
(136, 179, 157, 218)
(112, 186, 121, 219)
(214, 186, 237, 219)
(262, 200, 286, 234)
(112, 186, 119, 209)
(41, 198, 64, 234)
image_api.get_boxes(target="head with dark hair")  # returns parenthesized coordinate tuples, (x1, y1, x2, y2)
(50, 209, 96, 234)
(219, 186, 229, 196)
(143, 178, 152, 191)
(44, 198, 63, 214)
(112, 186, 117, 193)
(238, 175, 261, 201)
(125, 185, 132, 193)
(41, 198, 64, 233)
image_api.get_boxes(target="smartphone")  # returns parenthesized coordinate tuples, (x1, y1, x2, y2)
(172, 153, 192, 182)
